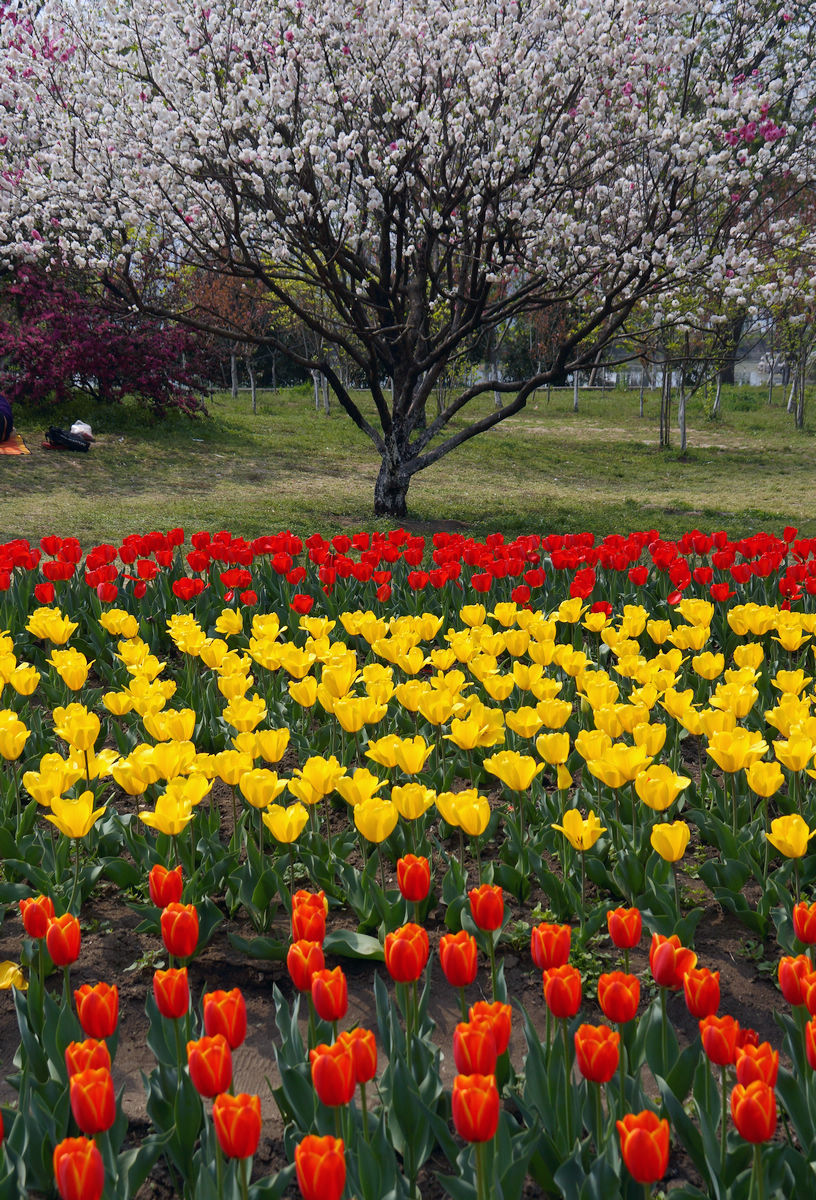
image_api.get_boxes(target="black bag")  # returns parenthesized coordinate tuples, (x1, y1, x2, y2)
(44, 426, 90, 452)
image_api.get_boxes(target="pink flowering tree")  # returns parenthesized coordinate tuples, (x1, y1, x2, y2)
(1, 0, 814, 515)
(0, 266, 210, 413)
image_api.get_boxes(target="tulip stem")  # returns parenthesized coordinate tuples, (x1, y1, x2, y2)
(215, 1140, 224, 1199)
(660, 988, 668, 1073)
(731, 775, 738, 838)
(618, 1029, 626, 1117)
(459, 987, 468, 1021)
(308, 994, 317, 1051)
(752, 1141, 764, 1200)
(360, 1080, 370, 1142)
(69, 837, 80, 913)
(562, 1018, 573, 1148)
(172, 1013, 184, 1071)
(475, 1141, 487, 1200)
(379, 847, 387, 895)
(594, 1081, 604, 1150)
(720, 1064, 728, 1180)
(579, 852, 586, 938)
(240, 1158, 249, 1200)
(794, 858, 801, 905)
(672, 864, 682, 920)
(487, 936, 498, 1002)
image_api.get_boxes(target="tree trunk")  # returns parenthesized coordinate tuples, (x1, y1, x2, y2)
(767, 356, 775, 406)
(787, 370, 797, 413)
(677, 381, 687, 453)
(247, 357, 257, 414)
(796, 362, 805, 430)
(322, 374, 330, 415)
(312, 369, 321, 410)
(573, 371, 579, 413)
(230, 350, 239, 401)
(712, 375, 722, 417)
(374, 457, 411, 518)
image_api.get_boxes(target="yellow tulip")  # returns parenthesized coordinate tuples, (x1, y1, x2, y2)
(773, 627, 810, 653)
(593, 705, 624, 739)
(288, 676, 318, 708)
(536, 697, 572, 730)
(217, 671, 253, 700)
(102, 691, 135, 716)
(46, 791, 107, 839)
(646, 619, 672, 644)
(435, 790, 462, 827)
(692, 651, 724, 680)
(555, 598, 585, 624)
(142, 707, 195, 742)
(111, 756, 152, 796)
(393, 735, 434, 774)
(391, 783, 436, 821)
(334, 696, 386, 733)
(0, 710, 30, 760)
(125, 743, 164, 784)
(262, 802, 309, 844)
(733, 642, 764, 670)
(582, 611, 610, 634)
(70, 747, 119, 781)
(483, 751, 545, 792)
(668, 625, 710, 652)
(253, 727, 290, 764)
(215, 608, 244, 637)
(505, 707, 545, 739)
(556, 764, 573, 789)
(551, 809, 606, 851)
(650, 820, 690, 862)
(336, 768, 387, 808)
(239, 769, 288, 809)
(23, 753, 83, 805)
(445, 717, 485, 752)
(354, 796, 399, 843)
(0, 962, 26, 990)
(453, 791, 491, 837)
(26, 607, 78, 644)
(745, 760, 785, 798)
(708, 683, 758, 720)
(772, 669, 812, 696)
(579, 674, 620, 709)
(503, 629, 530, 657)
(139, 791, 195, 836)
(697, 708, 738, 738)
(586, 744, 652, 789)
(9, 662, 40, 695)
(151, 740, 197, 780)
(635, 765, 690, 812)
(222, 694, 267, 733)
(774, 736, 814, 774)
(214, 750, 254, 786)
(535, 731, 570, 765)
(528, 639, 556, 667)
(766, 814, 816, 859)
(48, 648, 91, 690)
(52, 704, 100, 752)
(491, 601, 518, 628)
(165, 774, 212, 807)
(481, 672, 516, 702)
(417, 690, 455, 726)
(99, 608, 140, 639)
(574, 728, 613, 763)
(632, 722, 667, 756)
(365, 734, 402, 769)
(765, 695, 811, 738)
(706, 728, 769, 774)
(288, 755, 346, 806)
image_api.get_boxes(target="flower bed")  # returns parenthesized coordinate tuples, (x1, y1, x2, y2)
(1, 526, 816, 1199)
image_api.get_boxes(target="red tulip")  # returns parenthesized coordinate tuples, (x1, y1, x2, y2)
(337, 1027, 377, 1084)
(616, 1110, 670, 1184)
(793, 900, 816, 945)
(453, 1020, 498, 1075)
(778, 954, 812, 1006)
(699, 1014, 740, 1066)
(542, 964, 582, 1019)
(311, 968, 348, 1024)
(607, 906, 642, 950)
(203, 987, 248, 1049)
(287, 940, 325, 993)
(574, 1023, 620, 1084)
(397, 855, 431, 902)
(598, 971, 640, 1024)
(731, 1081, 777, 1143)
(468, 884, 504, 932)
(384, 923, 429, 983)
(46, 913, 81, 967)
(69, 1068, 116, 1135)
(53, 1137, 105, 1200)
(439, 930, 478, 988)
(309, 1041, 356, 1107)
(451, 1073, 500, 1142)
(736, 1042, 779, 1087)
(649, 933, 696, 990)
(161, 903, 199, 958)
(683, 967, 720, 1019)
(468, 1001, 512, 1056)
(805, 1017, 816, 1070)
(212, 1092, 262, 1158)
(187, 1034, 233, 1098)
(530, 922, 571, 970)
(74, 983, 118, 1040)
(65, 1038, 111, 1077)
(148, 864, 183, 908)
(291, 890, 327, 944)
(153, 967, 189, 1020)
(19, 894, 55, 939)
(294, 1134, 346, 1200)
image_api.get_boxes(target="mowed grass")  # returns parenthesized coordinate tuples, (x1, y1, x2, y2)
(2, 380, 814, 545)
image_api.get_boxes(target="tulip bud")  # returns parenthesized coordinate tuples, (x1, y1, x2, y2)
(542, 964, 582, 1019)
(19, 894, 55, 939)
(46, 913, 81, 967)
(439, 930, 478, 988)
(574, 1023, 620, 1084)
(451, 1073, 500, 1142)
(153, 968, 190, 1020)
(53, 1137, 105, 1200)
(161, 903, 199, 959)
(69, 1068, 116, 1135)
(294, 1134, 346, 1200)
(731, 1081, 777, 1143)
(468, 884, 504, 932)
(187, 1034, 232, 1098)
(311, 968, 348, 1024)
(309, 1041, 356, 1107)
(616, 1110, 670, 1184)
(468, 1001, 512, 1056)
(74, 983, 118, 1040)
(396, 855, 431, 903)
(384, 923, 429, 983)
(598, 972, 640, 1024)
(530, 922, 570, 970)
(203, 987, 248, 1049)
(286, 940, 325, 993)
(148, 863, 183, 908)
(212, 1092, 262, 1159)
(65, 1038, 111, 1078)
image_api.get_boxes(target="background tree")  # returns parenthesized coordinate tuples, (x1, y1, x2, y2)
(2, 0, 815, 515)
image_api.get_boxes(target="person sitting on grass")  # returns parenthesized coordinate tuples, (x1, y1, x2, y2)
(0, 394, 12, 443)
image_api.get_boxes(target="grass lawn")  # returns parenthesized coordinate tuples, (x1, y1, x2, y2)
(2, 381, 814, 545)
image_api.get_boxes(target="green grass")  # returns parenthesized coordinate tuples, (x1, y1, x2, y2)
(2, 381, 814, 545)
